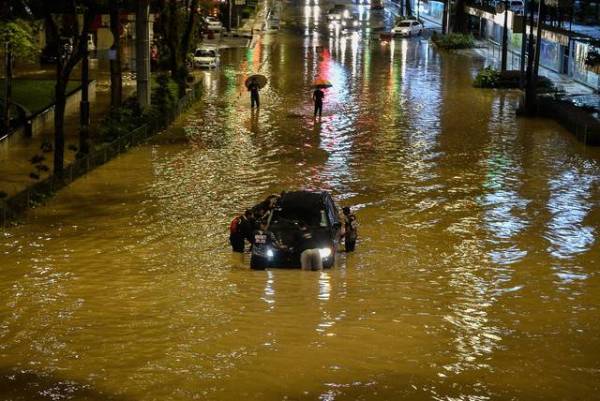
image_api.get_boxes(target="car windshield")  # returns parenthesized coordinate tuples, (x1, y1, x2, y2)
(272, 207, 323, 227)
(398, 22, 411, 27)
(511, 1, 522, 5)
(195, 50, 215, 57)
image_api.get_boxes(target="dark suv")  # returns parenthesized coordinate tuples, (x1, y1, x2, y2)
(250, 191, 342, 269)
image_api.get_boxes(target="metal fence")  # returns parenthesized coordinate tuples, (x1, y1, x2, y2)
(1, 82, 203, 228)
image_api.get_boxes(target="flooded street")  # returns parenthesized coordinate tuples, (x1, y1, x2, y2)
(1, 1, 600, 400)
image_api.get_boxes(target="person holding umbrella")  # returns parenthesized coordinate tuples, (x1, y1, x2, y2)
(248, 78, 260, 108)
(245, 74, 267, 109)
(313, 88, 324, 118)
(312, 79, 332, 118)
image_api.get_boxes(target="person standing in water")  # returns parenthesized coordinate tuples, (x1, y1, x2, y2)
(342, 206, 357, 252)
(248, 78, 260, 108)
(313, 87, 324, 118)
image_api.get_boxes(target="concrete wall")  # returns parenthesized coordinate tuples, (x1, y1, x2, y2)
(1, 81, 96, 142)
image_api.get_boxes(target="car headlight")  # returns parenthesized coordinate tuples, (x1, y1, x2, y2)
(318, 248, 332, 259)
(353, 21, 359, 26)
(342, 20, 347, 26)
(266, 248, 274, 258)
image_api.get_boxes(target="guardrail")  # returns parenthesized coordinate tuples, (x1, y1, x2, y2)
(0, 81, 203, 228)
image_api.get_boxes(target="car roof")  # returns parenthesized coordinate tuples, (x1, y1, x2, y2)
(196, 46, 218, 51)
(280, 191, 328, 211)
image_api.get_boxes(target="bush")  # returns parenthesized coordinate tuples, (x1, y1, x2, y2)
(474, 66, 500, 88)
(432, 32, 475, 49)
(98, 74, 181, 143)
(99, 99, 144, 142)
(474, 67, 557, 92)
(145, 73, 177, 129)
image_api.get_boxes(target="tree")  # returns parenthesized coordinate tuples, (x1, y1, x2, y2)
(1, 3, 37, 136)
(155, 0, 201, 97)
(40, 0, 98, 173)
(109, 0, 122, 108)
(453, 0, 467, 33)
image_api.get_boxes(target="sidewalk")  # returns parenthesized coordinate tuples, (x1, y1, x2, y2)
(471, 40, 595, 96)
(0, 60, 136, 199)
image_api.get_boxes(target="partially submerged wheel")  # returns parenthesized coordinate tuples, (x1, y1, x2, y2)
(250, 254, 269, 270)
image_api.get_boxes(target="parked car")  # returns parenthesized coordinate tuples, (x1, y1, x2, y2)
(341, 14, 361, 30)
(250, 191, 343, 270)
(371, 0, 384, 9)
(391, 19, 423, 36)
(193, 46, 220, 68)
(509, 0, 525, 14)
(327, 4, 350, 20)
(205, 16, 223, 32)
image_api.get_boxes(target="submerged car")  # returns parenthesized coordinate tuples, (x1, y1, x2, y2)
(193, 46, 220, 68)
(391, 19, 423, 36)
(250, 191, 343, 269)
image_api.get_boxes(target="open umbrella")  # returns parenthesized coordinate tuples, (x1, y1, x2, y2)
(312, 78, 332, 89)
(245, 74, 268, 89)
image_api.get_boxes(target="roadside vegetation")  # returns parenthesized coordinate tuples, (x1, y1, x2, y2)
(0, 79, 79, 114)
(431, 32, 475, 50)
(473, 66, 555, 91)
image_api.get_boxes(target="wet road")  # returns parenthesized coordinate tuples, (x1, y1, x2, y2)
(1, 1, 600, 400)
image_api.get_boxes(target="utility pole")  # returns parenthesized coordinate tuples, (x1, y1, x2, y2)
(442, 0, 449, 34)
(136, 0, 151, 109)
(519, 0, 527, 88)
(532, 0, 544, 81)
(524, 0, 541, 115)
(501, 1, 509, 72)
(229, 0, 233, 31)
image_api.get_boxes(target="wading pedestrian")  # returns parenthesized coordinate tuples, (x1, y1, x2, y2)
(313, 87, 324, 118)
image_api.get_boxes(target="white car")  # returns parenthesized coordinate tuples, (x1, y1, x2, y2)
(193, 46, 220, 68)
(509, 0, 525, 14)
(391, 20, 423, 36)
(327, 5, 350, 20)
(205, 17, 223, 32)
(341, 15, 361, 30)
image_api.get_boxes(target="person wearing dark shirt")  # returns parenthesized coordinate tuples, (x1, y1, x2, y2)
(229, 210, 254, 253)
(295, 222, 323, 270)
(342, 206, 357, 252)
(312, 88, 325, 118)
(248, 78, 260, 108)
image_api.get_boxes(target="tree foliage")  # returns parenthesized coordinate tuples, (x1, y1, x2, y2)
(0, 20, 38, 59)
(154, 0, 201, 95)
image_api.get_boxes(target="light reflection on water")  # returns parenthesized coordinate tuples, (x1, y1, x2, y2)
(0, 3, 600, 401)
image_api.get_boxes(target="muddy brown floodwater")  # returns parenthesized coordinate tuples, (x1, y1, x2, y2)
(1, 1, 600, 400)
